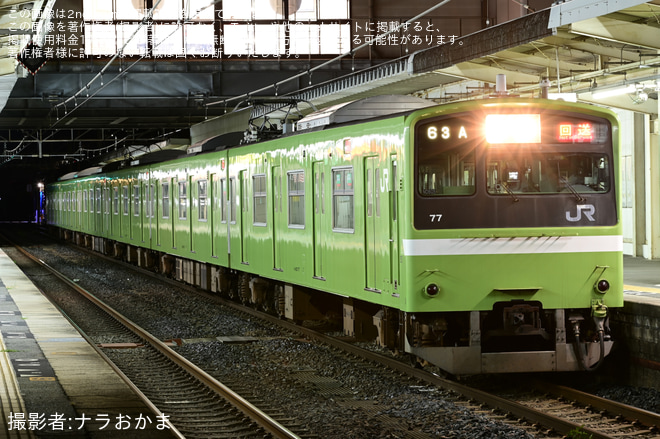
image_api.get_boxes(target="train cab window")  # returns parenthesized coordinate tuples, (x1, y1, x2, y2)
(416, 117, 476, 197)
(418, 153, 475, 197)
(332, 167, 354, 232)
(122, 186, 129, 215)
(288, 171, 305, 228)
(133, 186, 140, 216)
(198, 180, 208, 221)
(162, 182, 170, 219)
(253, 175, 267, 226)
(179, 181, 188, 220)
(487, 154, 611, 195)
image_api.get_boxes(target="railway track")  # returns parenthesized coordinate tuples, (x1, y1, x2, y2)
(6, 238, 301, 439)
(228, 298, 660, 439)
(7, 228, 660, 438)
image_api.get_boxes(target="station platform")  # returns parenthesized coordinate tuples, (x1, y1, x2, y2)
(0, 248, 174, 439)
(623, 255, 660, 295)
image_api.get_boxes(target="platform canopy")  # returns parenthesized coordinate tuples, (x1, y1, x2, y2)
(283, 0, 660, 115)
(0, 0, 659, 165)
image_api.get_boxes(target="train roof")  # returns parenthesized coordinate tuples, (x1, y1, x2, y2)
(57, 166, 103, 181)
(296, 95, 435, 131)
(187, 131, 245, 155)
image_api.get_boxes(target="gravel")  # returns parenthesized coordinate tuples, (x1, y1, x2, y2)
(11, 229, 660, 438)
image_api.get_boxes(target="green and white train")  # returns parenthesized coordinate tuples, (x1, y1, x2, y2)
(46, 95, 623, 375)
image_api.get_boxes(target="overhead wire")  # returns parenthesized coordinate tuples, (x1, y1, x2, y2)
(46, 0, 454, 158)
(205, 0, 454, 110)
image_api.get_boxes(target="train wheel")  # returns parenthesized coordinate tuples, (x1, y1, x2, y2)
(226, 275, 237, 300)
(274, 285, 285, 318)
(238, 273, 251, 305)
(261, 287, 275, 315)
(409, 354, 424, 369)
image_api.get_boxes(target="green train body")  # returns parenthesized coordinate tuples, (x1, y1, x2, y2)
(46, 97, 623, 374)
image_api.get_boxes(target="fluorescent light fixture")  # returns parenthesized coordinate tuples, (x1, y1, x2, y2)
(592, 84, 636, 99)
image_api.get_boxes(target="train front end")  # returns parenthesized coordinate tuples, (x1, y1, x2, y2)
(402, 99, 622, 374)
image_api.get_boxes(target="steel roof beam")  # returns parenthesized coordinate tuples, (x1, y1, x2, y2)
(570, 15, 660, 49)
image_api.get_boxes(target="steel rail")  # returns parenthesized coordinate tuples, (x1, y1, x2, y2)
(533, 380, 660, 430)
(228, 302, 619, 439)
(40, 233, 642, 439)
(11, 241, 300, 439)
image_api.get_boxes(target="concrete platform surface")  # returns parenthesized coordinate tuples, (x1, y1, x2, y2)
(0, 248, 173, 438)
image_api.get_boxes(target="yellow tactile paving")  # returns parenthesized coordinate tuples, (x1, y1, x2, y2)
(0, 336, 34, 439)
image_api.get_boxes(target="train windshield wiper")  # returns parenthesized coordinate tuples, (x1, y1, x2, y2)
(501, 183, 519, 202)
(560, 177, 586, 203)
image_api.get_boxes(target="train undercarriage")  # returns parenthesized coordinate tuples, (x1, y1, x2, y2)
(60, 229, 613, 375)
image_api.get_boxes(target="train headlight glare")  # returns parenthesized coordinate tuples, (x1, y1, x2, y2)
(595, 279, 610, 294)
(485, 114, 541, 144)
(425, 283, 440, 297)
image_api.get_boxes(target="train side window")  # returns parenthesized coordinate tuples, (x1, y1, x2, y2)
(113, 187, 119, 215)
(321, 172, 325, 214)
(178, 181, 188, 220)
(96, 188, 102, 213)
(90, 189, 95, 214)
(220, 178, 227, 223)
(253, 174, 267, 226)
(332, 167, 354, 232)
(198, 180, 208, 221)
(83, 189, 87, 213)
(392, 160, 397, 222)
(133, 185, 140, 216)
(162, 182, 170, 219)
(149, 184, 156, 218)
(122, 186, 129, 215)
(229, 178, 237, 224)
(105, 188, 110, 215)
(288, 170, 305, 228)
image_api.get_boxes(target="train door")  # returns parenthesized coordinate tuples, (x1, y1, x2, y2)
(228, 176, 239, 267)
(104, 186, 111, 237)
(130, 178, 142, 241)
(148, 181, 156, 247)
(210, 173, 218, 258)
(157, 180, 167, 247)
(312, 161, 325, 280)
(240, 170, 249, 264)
(389, 156, 400, 294)
(272, 165, 283, 271)
(364, 156, 392, 293)
(95, 185, 102, 234)
(188, 176, 194, 253)
(212, 173, 230, 266)
(142, 180, 153, 245)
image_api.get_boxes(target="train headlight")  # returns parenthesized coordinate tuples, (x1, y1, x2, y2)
(485, 114, 541, 144)
(594, 279, 610, 294)
(425, 283, 440, 297)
